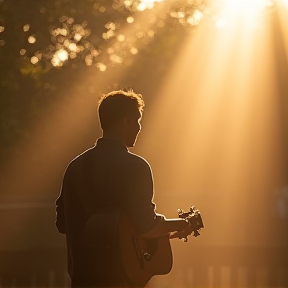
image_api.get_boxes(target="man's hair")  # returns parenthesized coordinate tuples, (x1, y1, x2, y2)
(98, 89, 144, 130)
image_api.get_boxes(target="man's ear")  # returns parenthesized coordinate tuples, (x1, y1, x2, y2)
(123, 115, 131, 125)
(121, 116, 130, 132)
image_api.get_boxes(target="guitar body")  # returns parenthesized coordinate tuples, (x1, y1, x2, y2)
(119, 213, 173, 287)
(83, 207, 203, 287)
(84, 212, 173, 287)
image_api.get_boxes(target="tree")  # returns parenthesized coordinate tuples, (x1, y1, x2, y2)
(0, 0, 205, 162)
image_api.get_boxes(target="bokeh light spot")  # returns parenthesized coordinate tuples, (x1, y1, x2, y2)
(148, 30, 155, 37)
(91, 49, 99, 57)
(56, 49, 69, 61)
(96, 62, 106, 71)
(110, 54, 123, 64)
(51, 57, 62, 67)
(85, 55, 93, 66)
(69, 51, 77, 59)
(136, 31, 144, 38)
(23, 24, 30, 32)
(117, 34, 125, 42)
(20, 49, 26, 55)
(107, 47, 114, 54)
(130, 47, 138, 54)
(30, 56, 39, 64)
(68, 42, 77, 52)
(99, 6, 106, 12)
(187, 10, 204, 26)
(28, 36, 36, 44)
(127, 16, 134, 23)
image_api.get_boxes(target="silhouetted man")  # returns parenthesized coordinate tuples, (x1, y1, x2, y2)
(55, 90, 191, 288)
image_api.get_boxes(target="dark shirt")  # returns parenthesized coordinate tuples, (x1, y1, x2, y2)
(55, 138, 163, 287)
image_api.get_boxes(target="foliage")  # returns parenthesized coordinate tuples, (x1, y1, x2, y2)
(0, 0, 205, 162)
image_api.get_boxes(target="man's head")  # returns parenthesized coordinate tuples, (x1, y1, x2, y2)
(98, 90, 144, 147)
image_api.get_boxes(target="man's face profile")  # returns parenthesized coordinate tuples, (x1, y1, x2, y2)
(124, 110, 142, 147)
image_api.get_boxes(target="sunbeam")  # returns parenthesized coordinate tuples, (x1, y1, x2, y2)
(135, 0, 287, 249)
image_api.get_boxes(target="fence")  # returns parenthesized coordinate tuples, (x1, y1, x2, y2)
(0, 247, 287, 288)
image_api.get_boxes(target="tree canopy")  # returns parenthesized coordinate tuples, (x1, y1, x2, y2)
(0, 0, 206, 162)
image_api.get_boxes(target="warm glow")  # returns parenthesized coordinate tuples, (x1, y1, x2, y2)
(216, 0, 273, 12)
(215, 18, 227, 29)
(2, 1, 287, 287)
(213, 0, 275, 27)
(136, 0, 287, 254)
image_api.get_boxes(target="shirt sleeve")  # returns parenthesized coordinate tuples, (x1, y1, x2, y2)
(126, 161, 164, 235)
(55, 173, 67, 234)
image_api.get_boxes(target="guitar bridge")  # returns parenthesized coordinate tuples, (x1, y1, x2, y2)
(142, 252, 151, 261)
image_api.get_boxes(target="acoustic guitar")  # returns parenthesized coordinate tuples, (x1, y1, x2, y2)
(83, 206, 204, 287)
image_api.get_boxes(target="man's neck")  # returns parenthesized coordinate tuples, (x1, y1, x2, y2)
(102, 131, 126, 147)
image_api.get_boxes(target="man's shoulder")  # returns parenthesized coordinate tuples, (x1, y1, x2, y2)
(65, 146, 151, 175)
(66, 146, 95, 172)
(125, 151, 151, 171)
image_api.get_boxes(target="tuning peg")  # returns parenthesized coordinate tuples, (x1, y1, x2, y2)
(179, 236, 188, 242)
(190, 206, 196, 212)
(177, 209, 184, 218)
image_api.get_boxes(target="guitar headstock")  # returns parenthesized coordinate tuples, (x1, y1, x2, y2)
(177, 206, 204, 240)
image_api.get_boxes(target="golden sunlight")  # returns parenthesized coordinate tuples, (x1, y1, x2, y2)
(210, 0, 275, 30)
(1, 1, 287, 287)
(137, 0, 287, 252)
(215, 0, 275, 12)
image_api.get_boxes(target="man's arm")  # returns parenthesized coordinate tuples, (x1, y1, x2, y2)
(55, 173, 68, 234)
(126, 160, 191, 239)
(142, 217, 190, 239)
(55, 192, 66, 234)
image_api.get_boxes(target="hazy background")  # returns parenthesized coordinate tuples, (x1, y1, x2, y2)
(0, 0, 287, 287)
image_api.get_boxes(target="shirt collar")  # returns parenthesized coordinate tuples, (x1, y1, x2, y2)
(96, 137, 128, 152)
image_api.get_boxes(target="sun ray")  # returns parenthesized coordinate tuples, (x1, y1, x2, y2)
(136, 0, 287, 248)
